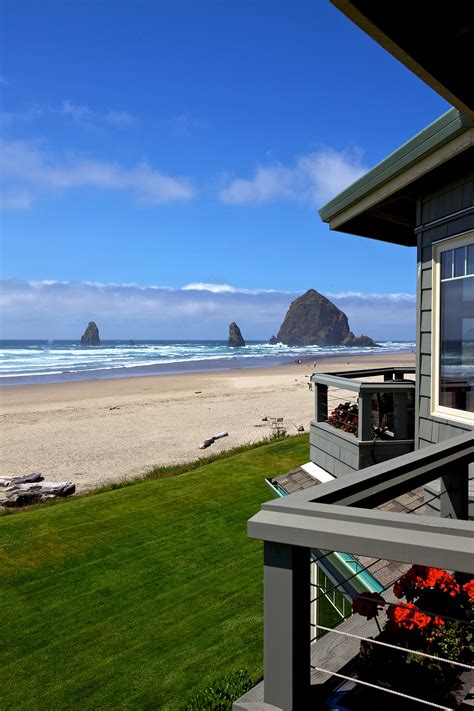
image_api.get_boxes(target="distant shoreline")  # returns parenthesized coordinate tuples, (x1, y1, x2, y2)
(0, 344, 415, 388)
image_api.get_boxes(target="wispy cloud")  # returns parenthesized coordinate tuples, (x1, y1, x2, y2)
(219, 147, 367, 207)
(0, 279, 415, 340)
(0, 139, 196, 209)
(0, 100, 137, 128)
(0, 190, 33, 211)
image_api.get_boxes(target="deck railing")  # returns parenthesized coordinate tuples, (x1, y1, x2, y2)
(312, 366, 416, 441)
(233, 432, 473, 711)
(310, 367, 416, 476)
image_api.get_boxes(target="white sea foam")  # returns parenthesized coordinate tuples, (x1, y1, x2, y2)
(0, 339, 416, 381)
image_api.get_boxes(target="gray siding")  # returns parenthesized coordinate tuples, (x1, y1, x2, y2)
(415, 170, 474, 448)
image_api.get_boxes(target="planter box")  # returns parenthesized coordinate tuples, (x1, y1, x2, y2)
(310, 421, 415, 477)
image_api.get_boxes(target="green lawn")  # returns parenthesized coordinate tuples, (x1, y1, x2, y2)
(0, 436, 309, 710)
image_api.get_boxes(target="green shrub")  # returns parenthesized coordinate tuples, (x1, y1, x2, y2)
(181, 669, 253, 710)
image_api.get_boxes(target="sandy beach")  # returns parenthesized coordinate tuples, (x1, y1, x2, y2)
(0, 352, 415, 492)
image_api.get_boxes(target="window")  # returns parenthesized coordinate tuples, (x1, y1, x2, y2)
(432, 234, 474, 423)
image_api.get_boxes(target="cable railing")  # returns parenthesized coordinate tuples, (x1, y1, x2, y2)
(233, 432, 473, 711)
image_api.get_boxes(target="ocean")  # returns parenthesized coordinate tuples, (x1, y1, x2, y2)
(0, 339, 415, 386)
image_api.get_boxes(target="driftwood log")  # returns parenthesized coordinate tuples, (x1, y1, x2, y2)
(0, 478, 75, 508)
(199, 431, 229, 449)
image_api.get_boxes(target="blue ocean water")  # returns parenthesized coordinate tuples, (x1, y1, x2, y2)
(0, 339, 415, 386)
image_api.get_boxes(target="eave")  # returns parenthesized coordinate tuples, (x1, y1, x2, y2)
(318, 109, 474, 246)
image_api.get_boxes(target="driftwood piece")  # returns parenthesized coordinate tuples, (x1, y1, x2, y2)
(199, 437, 215, 449)
(0, 473, 44, 487)
(2, 490, 45, 507)
(199, 431, 229, 449)
(1, 481, 75, 508)
(17, 482, 76, 497)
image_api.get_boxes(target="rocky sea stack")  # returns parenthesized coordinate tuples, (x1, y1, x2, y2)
(227, 322, 245, 347)
(80, 321, 100, 346)
(274, 289, 376, 347)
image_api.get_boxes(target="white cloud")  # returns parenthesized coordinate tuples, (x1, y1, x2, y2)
(219, 147, 367, 207)
(0, 139, 196, 207)
(182, 282, 284, 295)
(0, 279, 415, 341)
(0, 190, 33, 211)
(0, 100, 136, 128)
(59, 100, 136, 126)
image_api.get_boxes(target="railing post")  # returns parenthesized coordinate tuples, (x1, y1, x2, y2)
(263, 542, 311, 709)
(393, 392, 408, 439)
(383, 372, 393, 381)
(357, 392, 373, 440)
(315, 384, 328, 423)
(440, 460, 470, 520)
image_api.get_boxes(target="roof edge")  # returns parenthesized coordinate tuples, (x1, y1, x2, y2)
(319, 108, 473, 224)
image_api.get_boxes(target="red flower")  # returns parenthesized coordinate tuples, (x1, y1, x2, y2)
(388, 603, 444, 631)
(352, 592, 386, 620)
(393, 566, 460, 600)
(463, 580, 474, 602)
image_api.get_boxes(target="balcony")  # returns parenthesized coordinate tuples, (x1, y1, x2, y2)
(233, 432, 473, 710)
(311, 367, 416, 477)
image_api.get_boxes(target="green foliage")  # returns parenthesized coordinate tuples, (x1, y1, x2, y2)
(181, 670, 253, 710)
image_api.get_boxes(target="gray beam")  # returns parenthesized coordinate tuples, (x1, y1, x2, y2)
(263, 543, 311, 709)
(249, 507, 474, 574)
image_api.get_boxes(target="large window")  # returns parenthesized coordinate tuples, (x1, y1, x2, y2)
(432, 234, 474, 423)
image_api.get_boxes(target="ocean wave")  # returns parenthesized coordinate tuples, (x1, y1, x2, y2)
(0, 339, 416, 380)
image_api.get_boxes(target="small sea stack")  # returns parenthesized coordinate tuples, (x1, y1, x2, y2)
(80, 321, 100, 346)
(227, 322, 245, 347)
(268, 335, 278, 345)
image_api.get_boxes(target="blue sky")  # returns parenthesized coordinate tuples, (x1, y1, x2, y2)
(0, 0, 449, 338)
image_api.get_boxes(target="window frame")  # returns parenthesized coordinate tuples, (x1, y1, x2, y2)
(431, 232, 474, 425)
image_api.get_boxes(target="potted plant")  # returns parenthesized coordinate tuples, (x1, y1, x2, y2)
(351, 567, 474, 708)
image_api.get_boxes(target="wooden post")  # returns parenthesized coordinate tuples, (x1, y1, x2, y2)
(357, 392, 373, 441)
(264, 542, 311, 709)
(315, 384, 328, 423)
(440, 460, 469, 520)
(393, 392, 408, 439)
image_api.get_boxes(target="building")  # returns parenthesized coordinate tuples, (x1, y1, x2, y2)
(235, 3, 473, 709)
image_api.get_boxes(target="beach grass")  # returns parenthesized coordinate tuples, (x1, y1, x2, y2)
(0, 435, 311, 710)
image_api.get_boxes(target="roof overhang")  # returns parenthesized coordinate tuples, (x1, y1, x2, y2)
(331, 1, 474, 121)
(319, 109, 474, 246)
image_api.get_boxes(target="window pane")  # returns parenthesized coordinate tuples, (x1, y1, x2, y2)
(439, 277, 474, 413)
(454, 247, 466, 277)
(468, 244, 474, 275)
(441, 250, 453, 279)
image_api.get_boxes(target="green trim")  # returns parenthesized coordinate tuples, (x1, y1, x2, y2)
(319, 108, 473, 224)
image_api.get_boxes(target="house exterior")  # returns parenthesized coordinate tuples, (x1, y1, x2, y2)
(235, 3, 473, 709)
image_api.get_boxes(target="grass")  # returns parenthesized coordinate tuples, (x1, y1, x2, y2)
(0, 435, 309, 710)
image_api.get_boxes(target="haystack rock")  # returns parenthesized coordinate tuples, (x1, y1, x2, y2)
(227, 322, 245, 347)
(276, 289, 376, 347)
(80, 321, 100, 346)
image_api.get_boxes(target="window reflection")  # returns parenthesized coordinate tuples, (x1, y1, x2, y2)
(439, 245, 474, 414)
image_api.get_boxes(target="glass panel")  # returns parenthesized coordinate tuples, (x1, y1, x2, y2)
(441, 250, 453, 279)
(439, 276, 474, 412)
(454, 247, 466, 277)
(468, 244, 474, 275)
